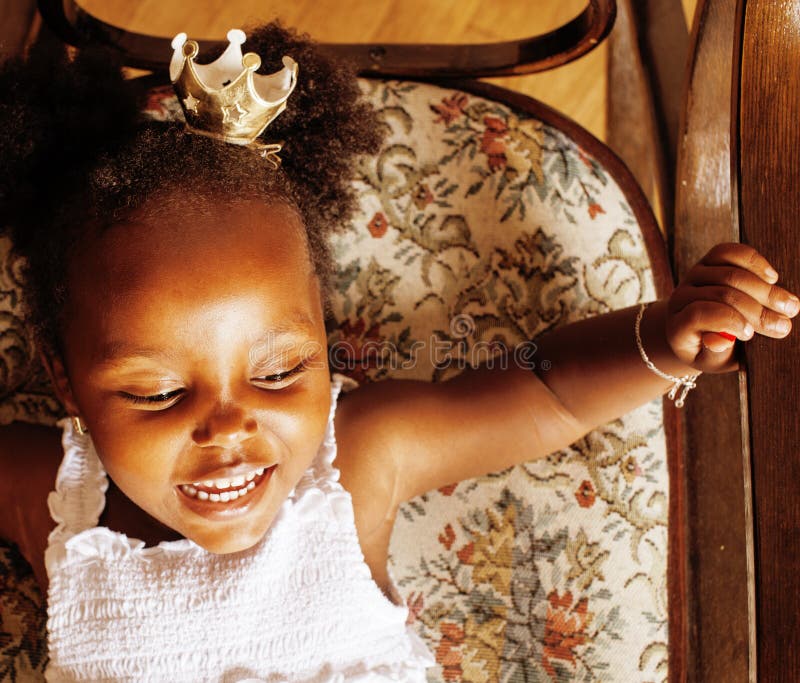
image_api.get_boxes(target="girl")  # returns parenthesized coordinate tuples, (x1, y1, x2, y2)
(0, 20, 797, 683)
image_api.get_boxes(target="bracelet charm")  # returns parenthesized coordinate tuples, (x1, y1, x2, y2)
(635, 303, 701, 408)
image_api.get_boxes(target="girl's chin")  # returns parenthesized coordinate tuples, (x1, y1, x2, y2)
(190, 530, 267, 555)
(182, 512, 277, 555)
(175, 464, 282, 553)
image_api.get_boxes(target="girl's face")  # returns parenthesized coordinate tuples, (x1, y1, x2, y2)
(53, 197, 332, 554)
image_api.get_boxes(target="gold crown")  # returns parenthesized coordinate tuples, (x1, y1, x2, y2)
(170, 29, 298, 167)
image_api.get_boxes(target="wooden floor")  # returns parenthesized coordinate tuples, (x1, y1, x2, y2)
(81, 0, 697, 143)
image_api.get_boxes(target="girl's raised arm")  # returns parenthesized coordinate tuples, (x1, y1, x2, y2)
(336, 243, 799, 507)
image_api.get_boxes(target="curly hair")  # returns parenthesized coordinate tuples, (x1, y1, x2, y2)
(0, 22, 383, 357)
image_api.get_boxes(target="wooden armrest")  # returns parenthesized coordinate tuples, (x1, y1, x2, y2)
(37, 0, 616, 77)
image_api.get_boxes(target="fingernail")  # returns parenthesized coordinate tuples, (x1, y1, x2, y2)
(744, 323, 754, 338)
(786, 296, 800, 317)
(776, 318, 791, 335)
(766, 266, 779, 282)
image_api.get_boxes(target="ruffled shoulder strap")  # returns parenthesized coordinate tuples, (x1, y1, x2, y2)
(45, 418, 108, 562)
(294, 372, 358, 495)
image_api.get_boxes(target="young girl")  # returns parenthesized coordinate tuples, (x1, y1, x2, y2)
(0, 20, 797, 683)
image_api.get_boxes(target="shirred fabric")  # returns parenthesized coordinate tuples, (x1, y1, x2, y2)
(44, 373, 435, 683)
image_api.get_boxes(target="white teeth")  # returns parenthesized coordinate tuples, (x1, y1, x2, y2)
(180, 467, 270, 503)
(202, 471, 264, 490)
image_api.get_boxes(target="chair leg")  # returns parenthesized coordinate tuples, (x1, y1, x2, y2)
(606, 0, 689, 248)
(674, 0, 755, 681)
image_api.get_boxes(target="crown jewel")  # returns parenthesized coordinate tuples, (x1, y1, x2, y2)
(170, 29, 298, 167)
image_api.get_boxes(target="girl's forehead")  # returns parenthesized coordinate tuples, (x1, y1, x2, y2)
(61, 199, 322, 364)
(75, 198, 311, 285)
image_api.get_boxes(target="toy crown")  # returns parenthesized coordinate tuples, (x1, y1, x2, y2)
(170, 29, 298, 167)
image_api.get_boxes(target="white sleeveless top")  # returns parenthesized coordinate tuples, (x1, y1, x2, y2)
(44, 373, 435, 682)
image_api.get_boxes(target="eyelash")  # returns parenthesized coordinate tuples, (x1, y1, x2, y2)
(252, 361, 306, 385)
(120, 389, 184, 406)
(120, 363, 306, 406)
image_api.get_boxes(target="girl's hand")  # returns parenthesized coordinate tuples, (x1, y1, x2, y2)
(666, 242, 800, 373)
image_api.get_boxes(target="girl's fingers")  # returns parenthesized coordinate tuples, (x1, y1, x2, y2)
(701, 331, 736, 353)
(668, 284, 792, 339)
(699, 242, 779, 283)
(682, 264, 800, 320)
(669, 300, 755, 345)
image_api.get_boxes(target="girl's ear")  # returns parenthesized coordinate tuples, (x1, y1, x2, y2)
(40, 351, 80, 416)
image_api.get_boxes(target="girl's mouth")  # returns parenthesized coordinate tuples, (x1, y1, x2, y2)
(178, 467, 269, 503)
(175, 466, 276, 520)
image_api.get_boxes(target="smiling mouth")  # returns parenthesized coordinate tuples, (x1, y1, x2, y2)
(178, 467, 270, 503)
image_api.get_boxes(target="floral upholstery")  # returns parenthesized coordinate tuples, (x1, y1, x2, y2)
(0, 544, 45, 682)
(0, 79, 669, 682)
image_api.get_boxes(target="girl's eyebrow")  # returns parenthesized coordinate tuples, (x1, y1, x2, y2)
(94, 315, 317, 367)
(92, 343, 179, 368)
(255, 314, 318, 342)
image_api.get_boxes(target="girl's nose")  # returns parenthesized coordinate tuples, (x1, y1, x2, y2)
(191, 402, 258, 447)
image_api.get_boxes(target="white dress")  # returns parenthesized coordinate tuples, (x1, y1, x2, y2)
(44, 373, 436, 682)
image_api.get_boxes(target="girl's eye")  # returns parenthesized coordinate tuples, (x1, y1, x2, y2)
(119, 389, 184, 409)
(253, 362, 306, 387)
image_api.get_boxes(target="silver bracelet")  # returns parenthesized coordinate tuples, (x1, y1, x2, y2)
(635, 303, 701, 408)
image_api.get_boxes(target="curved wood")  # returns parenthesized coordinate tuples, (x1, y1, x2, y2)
(737, 0, 800, 679)
(672, 0, 755, 681)
(37, 0, 616, 77)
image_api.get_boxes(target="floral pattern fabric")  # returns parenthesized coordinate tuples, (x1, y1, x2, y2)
(0, 542, 46, 682)
(0, 79, 668, 682)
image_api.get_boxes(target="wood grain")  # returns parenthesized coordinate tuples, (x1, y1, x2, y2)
(738, 0, 800, 679)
